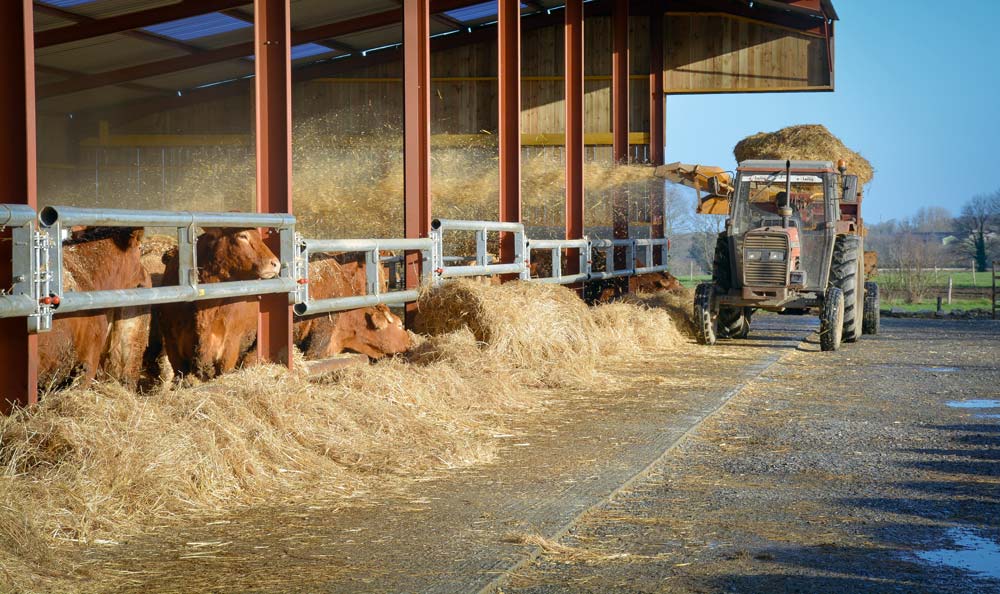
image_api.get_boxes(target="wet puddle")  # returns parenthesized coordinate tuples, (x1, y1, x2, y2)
(915, 527, 1000, 579)
(973, 414, 1000, 419)
(923, 366, 961, 373)
(946, 400, 1000, 409)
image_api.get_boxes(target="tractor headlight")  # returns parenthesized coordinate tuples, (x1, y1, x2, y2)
(746, 250, 764, 261)
(767, 251, 786, 262)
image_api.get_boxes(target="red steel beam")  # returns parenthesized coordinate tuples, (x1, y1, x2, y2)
(612, 0, 629, 164)
(35, 0, 251, 48)
(498, 0, 521, 274)
(649, 0, 665, 166)
(564, 0, 585, 276)
(0, 0, 38, 413)
(612, 0, 629, 280)
(254, 0, 293, 370)
(403, 0, 431, 324)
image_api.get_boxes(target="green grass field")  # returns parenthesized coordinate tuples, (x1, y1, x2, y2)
(879, 270, 995, 289)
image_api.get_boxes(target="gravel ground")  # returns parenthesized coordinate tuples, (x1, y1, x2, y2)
(500, 317, 1000, 594)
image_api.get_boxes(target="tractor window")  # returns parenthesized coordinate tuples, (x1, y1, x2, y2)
(734, 174, 827, 233)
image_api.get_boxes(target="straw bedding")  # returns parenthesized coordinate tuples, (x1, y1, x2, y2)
(0, 280, 691, 592)
(733, 124, 874, 185)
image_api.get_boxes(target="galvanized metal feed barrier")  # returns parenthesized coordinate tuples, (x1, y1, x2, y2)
(0, 207, 670, 334)
(294, 238, 433, 315)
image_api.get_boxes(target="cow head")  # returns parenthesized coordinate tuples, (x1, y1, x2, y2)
(340, 304, 411, 359)
(65, 227, 149, 291)
(197, 227, 281, 282)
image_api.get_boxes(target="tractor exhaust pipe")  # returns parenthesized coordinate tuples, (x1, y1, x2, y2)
(780, 159, 793, 229)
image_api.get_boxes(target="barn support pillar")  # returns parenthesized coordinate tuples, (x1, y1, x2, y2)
(649, 0, 666, 266)
(0, 0, 38, 413)
(403, 0, 432, 324)
(612, 0, 630, 287)
(649, 0, 665, 168)
(254, 0, 293, 369)
(564, 0, 585, 278)
(498, 0, 522, 277)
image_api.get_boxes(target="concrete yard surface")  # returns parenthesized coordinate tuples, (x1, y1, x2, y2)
(82, 316, 1000, 593)
(501, 318, 1000, 594)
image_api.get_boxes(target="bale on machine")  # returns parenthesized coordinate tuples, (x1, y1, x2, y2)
(655, 125, 879, 351)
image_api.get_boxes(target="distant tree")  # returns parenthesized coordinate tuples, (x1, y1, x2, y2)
(955, 191, 1000, 271)
(910, 206, 955, 233)
(687, 214, 726, 275)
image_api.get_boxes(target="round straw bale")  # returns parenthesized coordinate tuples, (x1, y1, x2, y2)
(733, 124, 873, 185)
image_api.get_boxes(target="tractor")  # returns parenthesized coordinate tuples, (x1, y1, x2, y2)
(657, 159, 879, 351)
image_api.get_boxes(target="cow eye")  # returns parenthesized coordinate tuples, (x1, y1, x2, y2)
(236, 232, 250, 242)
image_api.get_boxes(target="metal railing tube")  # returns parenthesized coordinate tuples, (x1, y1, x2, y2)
(53, 278, 297, 315)
(533, 273, 589, 285)
(439, 263, 525, 278)
(55, 286, 198, 314)
(294, 289, 422, 316)
(0, 295, 37, 318)
(526, 239, 589, 250)
(431, 218, 524, 233)
(0, 204, 36, 228)
(304, 238, 433, 253)
(39, 206, 296, 230)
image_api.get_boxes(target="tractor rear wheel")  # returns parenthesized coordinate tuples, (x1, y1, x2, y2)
(694, 283, 718, 345)
(712, 232, 733, 290)
(820, 287, 845, 352)
(831, 235, 862, 343)
(863, 282, 880, 335)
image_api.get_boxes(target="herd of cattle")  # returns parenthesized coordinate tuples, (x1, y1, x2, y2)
(37, 226, 682, 390)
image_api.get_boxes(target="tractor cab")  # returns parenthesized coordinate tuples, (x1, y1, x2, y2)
(729, 160, 841, 298)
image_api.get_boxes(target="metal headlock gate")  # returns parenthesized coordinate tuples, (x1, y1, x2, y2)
(0, 206, 669, 332)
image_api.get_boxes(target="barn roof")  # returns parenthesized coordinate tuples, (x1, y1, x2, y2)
(34, 0, 837, 118)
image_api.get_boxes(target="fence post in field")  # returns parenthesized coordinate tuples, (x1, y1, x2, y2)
(947, 276, 952, 305)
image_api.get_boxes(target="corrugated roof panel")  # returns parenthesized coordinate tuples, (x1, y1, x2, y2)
(144, 13, 251, 41)
(42, 0, 98, 7)
(291, 43, 336, 61)
(444, 1, 498, 22)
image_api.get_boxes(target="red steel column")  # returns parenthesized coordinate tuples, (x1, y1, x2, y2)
(564, 0, 585, 276)
(0, 0, 38, 412)
(650, 0, 666, 265)
(612, 0, 630, 281)
(254, 0, 293, 369)
(649, 0, 665, 167)
(498, 0, 521, 274)
(403, 0, 431, 321)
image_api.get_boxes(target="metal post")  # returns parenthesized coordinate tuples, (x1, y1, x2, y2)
(498, 0, 522, 278)
(612, 0, 629, 165)
(254, 0, 293, 369)
(652, 184, 665, 266)
(564, 0, 585, 276)
(0, 0, 38, 412)
(649, 0, 665, 167)
(612, 0, 630, 288)
(404, 0, 431, 322)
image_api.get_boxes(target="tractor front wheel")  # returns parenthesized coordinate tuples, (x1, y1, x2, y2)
(820, 287, 845, 352)
(694, 283, 718, 345)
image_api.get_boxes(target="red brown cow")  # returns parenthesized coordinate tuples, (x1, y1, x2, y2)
(38, 227, 151, 389)
(293, 255, 410, 360)
(156, 227, 280, 380)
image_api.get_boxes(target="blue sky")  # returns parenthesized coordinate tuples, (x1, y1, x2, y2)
(664, 0, 1000, 224)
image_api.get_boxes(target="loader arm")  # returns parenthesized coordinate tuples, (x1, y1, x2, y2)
(654, 162, 734, 215)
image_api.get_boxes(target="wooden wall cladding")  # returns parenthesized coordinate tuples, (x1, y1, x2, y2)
(665, 13, 831, 93)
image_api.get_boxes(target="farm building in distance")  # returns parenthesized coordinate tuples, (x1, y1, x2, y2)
(1, 0, 836, 408)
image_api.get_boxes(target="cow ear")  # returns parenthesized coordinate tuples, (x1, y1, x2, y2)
(129, 228, 145, 246)
(366, 309, 390, 330)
